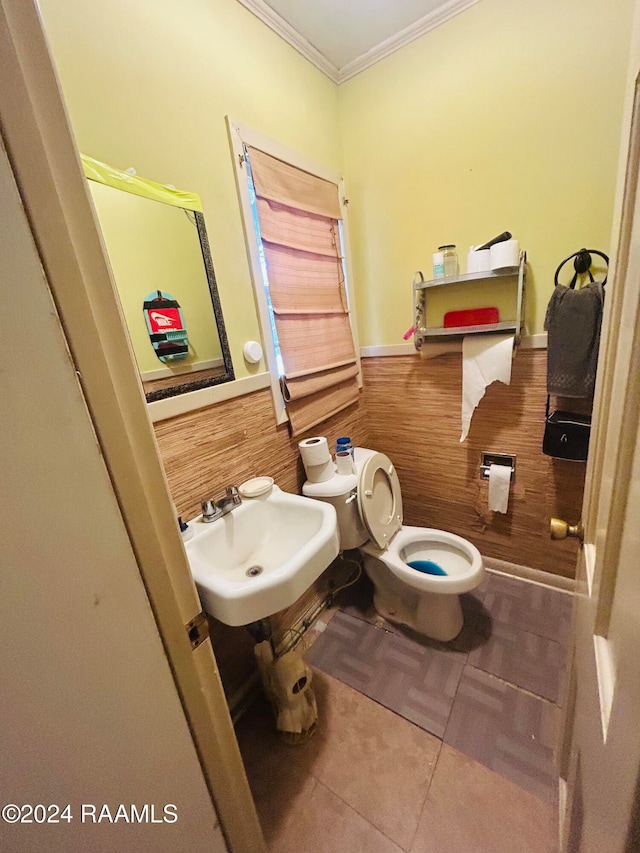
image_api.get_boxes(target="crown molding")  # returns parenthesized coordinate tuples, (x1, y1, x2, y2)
(338, 0, 480, 82)
(236, 0, 479, 85)
(235, 0, 340, 83)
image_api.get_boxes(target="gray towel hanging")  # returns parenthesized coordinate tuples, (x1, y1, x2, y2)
(544, 254, 605, 399)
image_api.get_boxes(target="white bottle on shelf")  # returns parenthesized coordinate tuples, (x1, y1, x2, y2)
(432, 251, 445, 279)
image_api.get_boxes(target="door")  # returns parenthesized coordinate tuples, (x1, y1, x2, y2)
(0, 2, 265, 850)
(560, 15, 640, 851)
(0, 124, 227, 853)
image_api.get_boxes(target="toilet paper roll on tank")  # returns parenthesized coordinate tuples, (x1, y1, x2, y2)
(298, 436, 334, 483)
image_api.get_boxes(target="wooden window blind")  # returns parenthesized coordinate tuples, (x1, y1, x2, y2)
(246, 146, 359, 436)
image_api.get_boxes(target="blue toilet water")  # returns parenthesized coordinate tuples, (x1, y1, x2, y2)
(406, 559, 448, 576)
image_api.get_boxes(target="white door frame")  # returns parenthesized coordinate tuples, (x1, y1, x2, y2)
(226, 115, 363, 424)
(559, 3, 640, 849)
(0, 2, 265, 850)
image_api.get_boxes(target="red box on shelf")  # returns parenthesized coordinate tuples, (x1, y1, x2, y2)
(443, 307, 499, 328)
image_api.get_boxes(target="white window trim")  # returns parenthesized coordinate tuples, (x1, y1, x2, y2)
(226, 116, 362, 425)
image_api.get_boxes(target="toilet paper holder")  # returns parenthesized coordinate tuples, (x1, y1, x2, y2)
(480, 452, 516, 481)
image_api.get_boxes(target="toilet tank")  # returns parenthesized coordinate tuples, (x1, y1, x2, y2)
(302, 447, 375, 550)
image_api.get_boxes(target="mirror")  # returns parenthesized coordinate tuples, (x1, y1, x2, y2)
(83, 155, 234, 402)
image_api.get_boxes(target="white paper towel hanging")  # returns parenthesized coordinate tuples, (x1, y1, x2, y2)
(460, 334, 514, 442)
(488, 464, 511, 513)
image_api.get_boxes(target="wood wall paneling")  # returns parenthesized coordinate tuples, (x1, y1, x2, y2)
(154, 389, 368, 521)
(154, 348, 585, 703)
(154, 389, 368, 701)
(361, 350, 584, 579)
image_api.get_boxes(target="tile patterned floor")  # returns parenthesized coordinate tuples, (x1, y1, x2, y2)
(308, 570, 572, 804)
(482, 574, 572, 644)
(444, 667, 559, 803)
(236, 571, 570, 852)
(307, 610, 464, 738)
(236, 672, 558, 853)
(468, 618, 565, 702)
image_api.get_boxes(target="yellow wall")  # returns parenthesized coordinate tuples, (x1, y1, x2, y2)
(89, 181, 222, 374)
(338, 0, 635, 343)
(40, 0, 634, 357)
(38, 0, 342, 378)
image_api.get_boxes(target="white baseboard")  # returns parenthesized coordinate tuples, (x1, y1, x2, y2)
(484, 555, 575, 593)
(361, 332, 547, 359)
(360, 342, 418, 357)
(519, 332, 548, 349)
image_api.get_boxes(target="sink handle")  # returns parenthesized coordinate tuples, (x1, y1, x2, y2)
(226, 485, 242, 506)
(201, 499, 223, 523)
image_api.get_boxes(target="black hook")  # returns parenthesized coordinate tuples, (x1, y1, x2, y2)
(573, 249, 592, 275)
(554, 247, 609, 289)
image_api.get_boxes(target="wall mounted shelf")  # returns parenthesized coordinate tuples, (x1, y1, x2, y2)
(413, 253, 526, 347)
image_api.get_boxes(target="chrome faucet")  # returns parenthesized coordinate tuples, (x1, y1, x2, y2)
(201, 485, 242, 522)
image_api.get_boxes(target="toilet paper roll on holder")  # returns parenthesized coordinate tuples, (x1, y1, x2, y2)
(480, 452, 516, 481)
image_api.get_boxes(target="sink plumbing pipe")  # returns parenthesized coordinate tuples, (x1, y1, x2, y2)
(276, 555, 362, 659)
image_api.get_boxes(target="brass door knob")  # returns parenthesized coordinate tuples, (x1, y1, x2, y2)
(550, 517, 584, 541)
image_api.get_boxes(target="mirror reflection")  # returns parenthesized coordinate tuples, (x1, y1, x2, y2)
(84, 156, 234, 402)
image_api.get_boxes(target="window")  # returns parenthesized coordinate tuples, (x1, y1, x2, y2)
(228, 119, 361, 434)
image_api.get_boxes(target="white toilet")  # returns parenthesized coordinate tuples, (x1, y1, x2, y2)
(303, 447, 484, 642)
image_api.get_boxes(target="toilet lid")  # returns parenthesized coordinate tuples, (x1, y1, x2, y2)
(357, 452, 403, 550)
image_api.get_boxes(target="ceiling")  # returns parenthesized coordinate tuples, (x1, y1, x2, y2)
(236, 0, 479, 83)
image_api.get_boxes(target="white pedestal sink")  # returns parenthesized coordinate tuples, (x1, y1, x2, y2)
(184, 485, 339, 627)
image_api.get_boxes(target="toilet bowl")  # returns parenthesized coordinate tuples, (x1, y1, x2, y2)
(303, 448, 484, 642)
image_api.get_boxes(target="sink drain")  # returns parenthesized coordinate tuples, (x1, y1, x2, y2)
(245, 565, 263, 578)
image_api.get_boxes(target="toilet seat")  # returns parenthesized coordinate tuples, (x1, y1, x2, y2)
(303, 445, 485, 641)
(357, 453, 484, 593)
(367, 525, 484, 594)
(357, 452, 403, 549)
